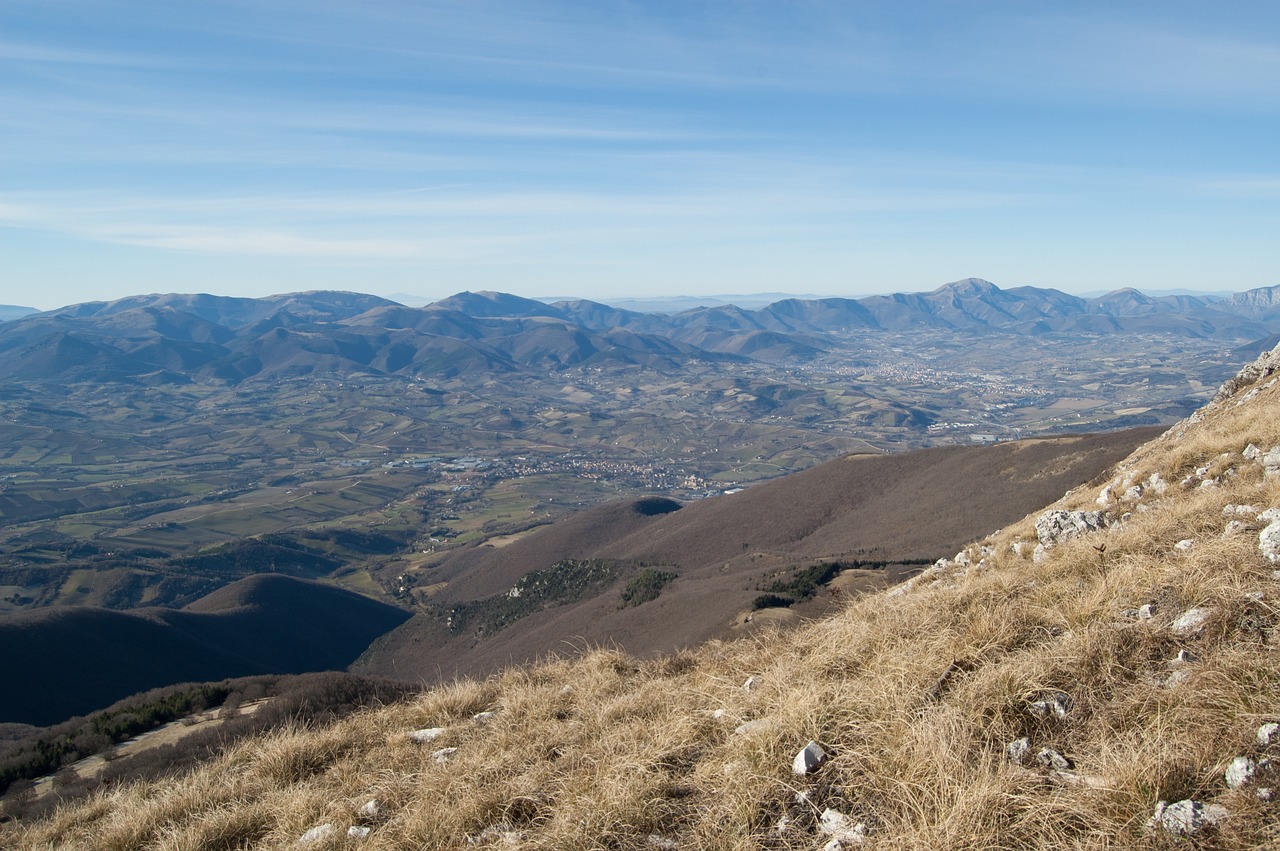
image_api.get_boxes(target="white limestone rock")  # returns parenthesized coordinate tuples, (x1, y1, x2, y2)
(792, 740, 828, 776)
(733, 719, 772, 735)
(472, 711, 498, 723)
(1150, 799, 1229, 835)
(1035, 510, 1108, 551)
(1260, 519, 1280, 564)
(1223, 520, 1251, 537)
(743, 676, 758, 693)
(818, 809, 866, 847)
(1028, 692, 1071, 720)
(298, 823, 337, 844)
(357, 799, 387, 823)
(467, 822, 522, 846)
(1223, 503, 1260, 517)
(348, 825, 372, 839)
(1226, 756, 1257, 789)
(1138, 603, 1158, 621)
(1263, 447, 1280, 477)
(1244, 443, 1262, 461)
(1005, 737, 1032, 765)
(1036, 748, 1073, 771)
(407, 727, 447, 744)
(1171, 607, 1212, 636)
(646, 835, 679, 849)
(432, 747, 458, 764)
(1258, 722, 1280, 747)
(1174, 539, 1195, 552)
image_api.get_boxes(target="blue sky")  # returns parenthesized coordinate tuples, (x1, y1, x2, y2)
(1, 1, 1277, 310)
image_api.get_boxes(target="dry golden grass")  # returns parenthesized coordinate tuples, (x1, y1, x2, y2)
(6, 356, 1280, 850)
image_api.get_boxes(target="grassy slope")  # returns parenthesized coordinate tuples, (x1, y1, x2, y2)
(5, 353, 1280, 849)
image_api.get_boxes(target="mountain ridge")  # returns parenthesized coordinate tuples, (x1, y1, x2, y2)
(2, 279, 1277, 386)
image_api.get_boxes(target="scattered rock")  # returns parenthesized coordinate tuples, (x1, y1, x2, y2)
(646, 835, 679, 849)
(1260, 520, 1280, 564)
(792, 741, 828, 776)
(1172, 649, 1196, 666)
(1258, 723, 1280, 747)
(818, 808, 866, 847)
(467, 822, 522, 846)
(1005, 737, 1032, 766)
(1244, 444, 1262, 461)
(1028, 692, 1071, 720)
(1150, 799, 1229, 835)
(1146, 473, 1168, 495)
(1171, 607, 1212, 636)
(1224, 503, 1260, 517)
(357, 799, 387, 823)
(1224, 519, 1251, 536)
(1036, 748, 1073, 771)
(733, 719, 772, 735)
(298, 823, 337, 844)
(1164, 669, 1193, 688)
(347, 825, 372, 839)
(743, 676, 758, 693)
(1035, 510, 1109, 552)
(1226, 756, 1257, 789)
(407, 727, 447, 744)
(711, 708, 727, 721)
(1263, 448, 1280, 477)
(1174, 539, 1195, 552)
(1260, 508, 1280, 524)
(472, 711, 498, 723)
(1138, 603, 1158, 621)
(774, 815, 792, 836)
(432, 747, 458, 764)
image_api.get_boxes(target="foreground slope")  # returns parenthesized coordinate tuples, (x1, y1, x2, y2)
(6, 349, 1280, 849)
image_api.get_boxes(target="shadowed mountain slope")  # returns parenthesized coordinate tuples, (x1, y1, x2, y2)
(0, 575, 410, 726)
(357, 426, 1161, 685)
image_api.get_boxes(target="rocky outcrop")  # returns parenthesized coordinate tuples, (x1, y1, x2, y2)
(1033, 510, 1108, 561)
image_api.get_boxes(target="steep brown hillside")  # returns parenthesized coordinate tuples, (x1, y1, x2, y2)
(358, 427, 1160, 685)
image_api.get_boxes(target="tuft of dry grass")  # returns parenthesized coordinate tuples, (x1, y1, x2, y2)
(5, 353, 1280, 849)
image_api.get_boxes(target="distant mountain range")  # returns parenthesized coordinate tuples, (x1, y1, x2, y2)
(1, 279, 1278, 385)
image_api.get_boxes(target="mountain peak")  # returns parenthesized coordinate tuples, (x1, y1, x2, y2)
(933, 278, 1002, 295)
